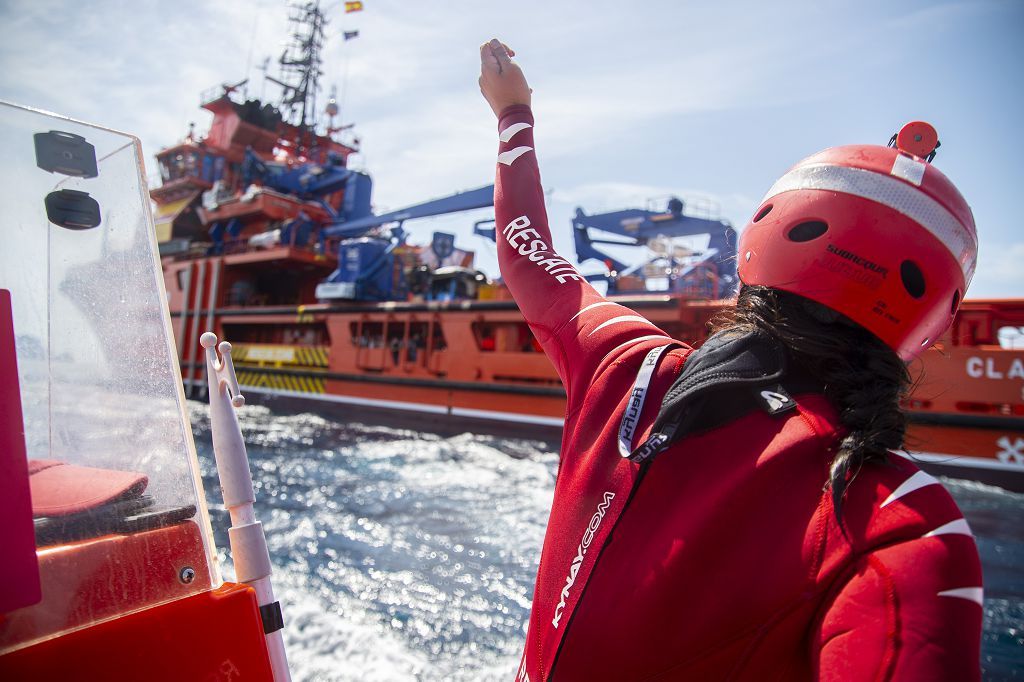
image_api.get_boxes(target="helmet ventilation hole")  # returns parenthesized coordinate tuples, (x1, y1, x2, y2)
(753, 204, 773, 223)
(921, 337, 931, 347)
(900, 261, 926, 299)
(787, 221, 828, 242)
(951, 289, 961, 315)
(745, 251, 752, 262)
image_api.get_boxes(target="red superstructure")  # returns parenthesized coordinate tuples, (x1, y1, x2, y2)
(151, 84, 360, 250)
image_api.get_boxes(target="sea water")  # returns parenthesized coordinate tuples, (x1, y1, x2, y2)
(189, 402, 1023, 681)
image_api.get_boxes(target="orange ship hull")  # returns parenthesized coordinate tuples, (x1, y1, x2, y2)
(163, 253, 1024, 491)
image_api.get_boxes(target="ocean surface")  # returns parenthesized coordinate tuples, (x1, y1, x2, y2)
(189, 401, 1024, 681)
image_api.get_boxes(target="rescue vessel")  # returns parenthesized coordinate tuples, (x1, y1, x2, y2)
(149, 5, 1024, 491)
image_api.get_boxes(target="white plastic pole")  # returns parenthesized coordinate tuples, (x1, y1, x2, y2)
(201, 332, 291, 682)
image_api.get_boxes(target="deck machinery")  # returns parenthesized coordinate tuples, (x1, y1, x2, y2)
(571, 196, 738, 298)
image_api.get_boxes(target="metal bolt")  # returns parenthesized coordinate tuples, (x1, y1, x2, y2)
(179, 566, 196, 584)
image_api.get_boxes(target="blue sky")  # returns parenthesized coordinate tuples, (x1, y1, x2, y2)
(1, 0, 1021, 298)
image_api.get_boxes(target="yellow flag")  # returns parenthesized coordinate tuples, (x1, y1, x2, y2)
(344, 1, 364, 12)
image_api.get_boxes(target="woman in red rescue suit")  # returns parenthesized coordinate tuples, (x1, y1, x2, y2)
(478, 39, 983, 681)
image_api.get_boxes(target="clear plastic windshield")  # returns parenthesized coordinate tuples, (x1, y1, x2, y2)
(0, 101, 218, 653)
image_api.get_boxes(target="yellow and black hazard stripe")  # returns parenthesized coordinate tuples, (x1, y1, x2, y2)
(231, 344, 254, 362)
(293, 346, 329, 367)
(235, 370, 326, 394)
(230, 344, 329, 368)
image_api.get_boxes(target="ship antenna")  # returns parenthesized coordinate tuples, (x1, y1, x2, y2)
(242, 14, 258, 100)
(258, 56, 270, 102)
(270, 0, 328, 152)
(339, 28, 352, 124)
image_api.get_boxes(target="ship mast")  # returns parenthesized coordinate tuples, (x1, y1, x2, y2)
(267, 1, 328, 152)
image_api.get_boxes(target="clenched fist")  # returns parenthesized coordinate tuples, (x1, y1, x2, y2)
(479, 38, 531, 118)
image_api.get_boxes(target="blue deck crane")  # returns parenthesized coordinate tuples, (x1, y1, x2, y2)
(571, 196, 738, 298)
(315, 185, 495, 302)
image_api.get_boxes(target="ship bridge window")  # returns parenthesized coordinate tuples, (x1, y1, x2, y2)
(158, 150, 205, 183)
(431, 322, 447, 352)
(407, 322, 428, 363)
(197, 153, 225, 183)
(349, 319, 443, 369)
(351, 321, 384, 348)
(349, 320, 439, 357)
(167, 154, 186, 180)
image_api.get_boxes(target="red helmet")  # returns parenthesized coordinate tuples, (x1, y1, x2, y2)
(737, 122, 977, 361)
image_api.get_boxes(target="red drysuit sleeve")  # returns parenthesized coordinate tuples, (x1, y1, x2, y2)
(493, 105, 674, 415)
(812, 532, 984, 681)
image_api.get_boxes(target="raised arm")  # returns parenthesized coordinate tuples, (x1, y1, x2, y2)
(479, 40, 674, 417)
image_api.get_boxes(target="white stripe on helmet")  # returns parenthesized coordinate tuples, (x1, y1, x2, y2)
(761, 163, 977, 286)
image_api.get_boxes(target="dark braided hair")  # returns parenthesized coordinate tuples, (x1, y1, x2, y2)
(708, 285, 911, 522)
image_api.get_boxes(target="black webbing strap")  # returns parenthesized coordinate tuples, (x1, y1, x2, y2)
(628, 329, 824, 464)
(259, 601, 285, 634)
